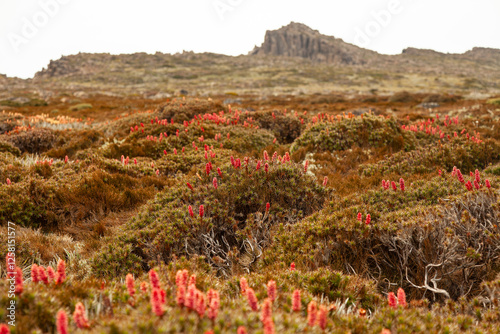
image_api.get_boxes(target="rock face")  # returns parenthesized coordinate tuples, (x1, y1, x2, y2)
(250, 22, 379, 65)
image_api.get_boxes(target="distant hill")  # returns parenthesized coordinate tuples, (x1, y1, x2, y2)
(1, 22, 498, 95)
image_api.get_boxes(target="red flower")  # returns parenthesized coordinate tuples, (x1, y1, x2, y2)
(31, 264, 39, 283)
(267, 280, 277, 302)
(199, 205, 204, 218)
(256, 160, 261, 171)
(290, 262, 295, 271)
(323, 176, 328, 186)
(266, 202, 270, 212)
(140, 281, 148, 293)
(186, 284, 196, 310)
(64, 156, 68, 164)
(148, 269, 160, 290)
(47, 267, 55, 282)
(56, 309, 68, 334)
(457, 169, 465, 183)
(237, 326, 247, 334)
(475, 169, 481, 184)
(55, 260, 66, 285)
(246, 288, 259, 311)
(6, 178, 11, 185)
(366, 214, 371, 225)
(317, 305, 327, 330)
(176, 284, 186, 307)
(126, 274, 135, 297)
(217, 167, 223, 178)
(387, 292, 397, 308)
(207, 289, 220, 321)
(213, 177, 218, 189)
(195, 290, 206, 317)
(391, 181, 397, 191)
(292, 289, 301, 312)
(240, 277, 248, 294)
(264, 163, 269, 173)
(263, 317, 275, 334)
(304, 160, 309, 173)
(151, 288, 165, 316)
(465, 180, 473, 191)
(263, 150, 269, 160)
(399, 178, 405, 191)
(73, 302, 90, 328)
(307, 300, 317, 327)
(397, 288, 407, 308)
(485, 179, 491, 189)
(357, 212, 362, 222)
(13, 267, 23, 294)
(186, 182, 194, 191)
(261, 298, 272, 322)
(38, 266, 48, 284)
(474, 179, 480, 190)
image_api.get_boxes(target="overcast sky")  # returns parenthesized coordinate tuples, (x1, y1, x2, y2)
(1, 0, 499, 79)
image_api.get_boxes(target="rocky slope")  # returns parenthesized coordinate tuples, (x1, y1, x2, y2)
(250, 22, 380, 65)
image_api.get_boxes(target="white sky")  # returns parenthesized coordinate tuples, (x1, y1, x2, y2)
(0, 0, 499, 79)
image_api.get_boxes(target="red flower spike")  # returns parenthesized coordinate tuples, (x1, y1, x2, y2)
(55, 259, 66, 285)
(388, 292, 397, 308)
(56, 309, 68, 334)
(217, 168, 223, 178)
(323, 176, 328, 186)
(366, 214, 371, 225)
(186, 182, 194, 191)
(397, 288, 407, 308)
(47, 267, 55, 282)
(149, 269, 160, 290)
(213, 177, 218, 189)
(266, 202, 270, 212)
(391, 181, 397, 191)
(38, 266, 48, 284)
(199, 205, 204, 218)
(126, 274, 135, 297)
(151, 288, 165, 317)
(399, 178, 405, 191)
(73, 302, 90, 328)
(357, 212, 362, 222)
(317, 305, 328, 330)
(264, 163, 269, 173)
(237, 327, 247, 334)
(307, 300, 317, 327)
(186, 284, 196, 310)
(240, 277, 248, 294)
(263, 318, 275, 334)
(485, 179, 491, 189)
(267, 280, 277, 302)
(6, 178, 11, 185)
(246, 288, 259, 311)
(475, 169, 480, 184)
(290, 262, 295, 271)
(292, 289, 301, 312)
(176, 284, 186, 307)
(31, 264, 39, 283)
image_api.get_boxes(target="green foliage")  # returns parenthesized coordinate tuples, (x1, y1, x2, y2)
(92, 157, 329, 278)
(291, 114, 415, 153)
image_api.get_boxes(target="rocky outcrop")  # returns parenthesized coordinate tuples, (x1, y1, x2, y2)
(250, 22, 379, 65)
